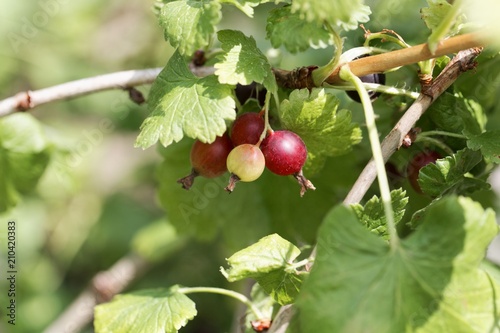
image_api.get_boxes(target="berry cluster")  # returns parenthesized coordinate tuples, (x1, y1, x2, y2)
(178, 111, 315, 196)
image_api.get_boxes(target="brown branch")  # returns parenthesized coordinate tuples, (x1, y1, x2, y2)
(43, 253, 150, 333)
(326, 32, 482, 84)
(0, 66, 216, 117)
(268, 47, 483, 333)
(0, 68, 161, 117)
(0, 33, 483, 118)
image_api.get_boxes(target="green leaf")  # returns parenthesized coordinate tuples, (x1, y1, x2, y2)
(255, 267, 305, 305)
(418, 148, 489, 197)
(421, 0, 464, 33)
(135, 51, 235, 149)
(467, 130, 500, 164)
(214, 29, 277, 93)
(0, 113, 51, 212)
(131, 220, 187, 263)
(291, 0, 371, 31)
(266, 6, 332, 53)
(221, 233, 305, 305)
(279, 88, 362, 174)
(351, 189, 408, 240)
(427, 92, 485, 137)
(219, 0, 256, 17)
(94, 286, 197, 333)
(158, 0, 221, 56)
(455, 52, 500, 111)
(222, 233, 301, 281)
(421, 0, 465, 53)
(220, 0, 289, 17)
(290, 196, 500, 333)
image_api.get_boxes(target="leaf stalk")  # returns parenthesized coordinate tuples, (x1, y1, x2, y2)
(339, 65, 399, 250)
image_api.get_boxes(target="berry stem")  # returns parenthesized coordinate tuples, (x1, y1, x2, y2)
(258, 91, 274, 144)
(177, 286, 265, 320)
(339, 65, 399, 250)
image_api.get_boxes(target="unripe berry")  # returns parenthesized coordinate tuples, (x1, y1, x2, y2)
(225, 144, 265, 192)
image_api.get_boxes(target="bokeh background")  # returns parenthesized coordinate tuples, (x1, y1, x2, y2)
(0, 0, 499, 332)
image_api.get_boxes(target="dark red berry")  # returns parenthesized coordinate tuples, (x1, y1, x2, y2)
(260, 130, 307, 176)
(230, 112, 265, 146)
(407, 150, 442, 193)
(177, 133, 234, 189)
(260, 130, 314, 196)
(346, 55, 386, 103)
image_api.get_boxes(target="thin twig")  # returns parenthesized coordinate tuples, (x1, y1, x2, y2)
(0, 66, 216, 117)
(268, 47, 482, 333)
(0, 68, 161, 117)
(43, 253, 150, 333)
